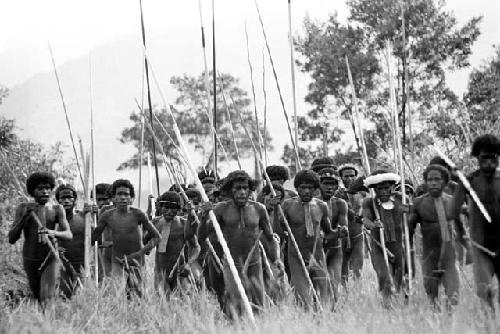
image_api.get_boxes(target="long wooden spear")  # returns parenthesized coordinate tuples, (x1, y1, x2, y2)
(211, 0, 218, 174)
(138, 57, 146, 208)
(89, 55, 99, 284)
(139, 0, 160, 196)
(234, 94, 323, 310)
(216, 73, 242, 169)
(287, 0, 299, 165)
(48, 43, 85, 190)
(262, 49, 269, 165)
(244, 21, 264, 158)
(197, 0, 215, 169)
(141, 49, 256, 324)
(255, 0, 301, 170)
(345, 56, 390, 269)
(386, 43, 412, 291)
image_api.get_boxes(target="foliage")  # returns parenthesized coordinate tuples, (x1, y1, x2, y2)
(286, 0, 482, 165)
(118, 72, 272, 171)
(463, 46, 500, 124)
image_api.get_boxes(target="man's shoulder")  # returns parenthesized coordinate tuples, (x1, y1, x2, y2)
(285, 189, 298, 198)
(312, 197, 328, 209)
(248, 200, 266, 211)
(331, 196, 348, 206)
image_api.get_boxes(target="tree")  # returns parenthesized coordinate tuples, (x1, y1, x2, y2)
(286, 0, 481, 165)
(119, 72, 272, 172)
(464, 46, 500, 124)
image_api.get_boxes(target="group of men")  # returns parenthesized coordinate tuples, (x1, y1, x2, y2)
(7, 133, 500, 316)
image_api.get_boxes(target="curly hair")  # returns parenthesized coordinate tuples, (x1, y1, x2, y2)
(26, 172, 55, 196)
(294, 170, 320, 189)
(261, 182, 285, 198)
(471, 134, 500, 157)
(95, 183, 111, 196)
(110, 179, 135, 198)
(55, 184, 77, 201)
(221, 170, 259, 194)
(310, 157, 335, 173)
(338, 163, 359, 177)
(185, 189, 202, 203)
(423, 164, 450, 184)
(157, 191, 182, 209)
(198, 169, 218, 184)
(265, 165, 290, 181)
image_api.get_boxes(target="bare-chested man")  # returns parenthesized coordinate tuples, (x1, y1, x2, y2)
(8, 172, 72, 304)
(335, 164, 367, 283)
(198, 170, 281, 316)
(410, 164, 470, 309)
(282, 170, 338, 308)
(362, 170, 407, 303)
(452, 134, 500, 310)
(148, 191, 200, 292)
(55, 184, 96, 298)
(316, 168, 348, 300)
(92, 183, 114, 278)
(91, 179, 160, 297)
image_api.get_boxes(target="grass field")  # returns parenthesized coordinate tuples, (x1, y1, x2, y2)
(1, 249, 499, 334)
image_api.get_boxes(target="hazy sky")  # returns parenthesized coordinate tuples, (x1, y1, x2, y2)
(1, 0, 498, 91)
(0, 0, 498, 201)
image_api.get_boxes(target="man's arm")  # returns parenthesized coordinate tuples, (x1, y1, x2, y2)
(361, 197, 380, 229)
(137, 211, 160, 256)
(408, 197, 422, 238)
(451, 182, 467, 222)
(52, 204, 72, 240)
(258, 203, 279, 263)
(320, 201, 335, 234)
(8, 203, 29, 244)
(337, 199, 348, 228)
(91, 210, 110, 244)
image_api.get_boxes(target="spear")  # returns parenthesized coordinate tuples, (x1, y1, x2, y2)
(231, 88, 323, 310)
(197, 0, 216, 168)
(262, 48, 269, 165)
(386, 43, 412, 291)
(216, 73, 242, 169)
(48, 43, 85, 190)
(89, 55, 99, 284)
(244, 21, 264, 158)
(255, 0, 301, 170)
(141, 49, 256, 324)
(345, 56, 390, 270)
(146, 152, 156, 219)
(138, 61, 146, 208)
(211, 0, 218, 174)
(287, 0, 299, 164)
(139, 0, 160, 196)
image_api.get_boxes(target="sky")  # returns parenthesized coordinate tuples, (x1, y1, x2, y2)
(0, 0, 498, 203)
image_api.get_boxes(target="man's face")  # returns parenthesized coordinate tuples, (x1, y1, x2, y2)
(297, 183, 316, 202)
(374, 182, 393, 202)
(426, 170, 446, 198)
(58, 189, 76, 212)
(202, 182, 215, 194)
(187, 198, 200, 212)
(231, 180, 250, 207)
(320, 179, 339, 200)
(96, 194, 110, 209)
(269, 178, 285, 186)
(478, 150, 498, 176)
(341, 169, 357, 188)
(33, 183, 52, 205)
(161, 206, 179, 220)
(264, 191, 283, 211)
(114, 186, 132, 209)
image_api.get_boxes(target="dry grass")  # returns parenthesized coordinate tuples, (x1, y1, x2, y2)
(1, 251, 499, 334)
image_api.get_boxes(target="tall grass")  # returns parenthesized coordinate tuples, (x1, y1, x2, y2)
(1, 252, 499, 334)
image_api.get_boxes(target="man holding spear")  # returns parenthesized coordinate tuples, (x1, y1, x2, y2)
(198, 170, 281, 316)
(451, 134, 500, 309)
(8, 172, 73, 304)
(362, 170, 407, 304)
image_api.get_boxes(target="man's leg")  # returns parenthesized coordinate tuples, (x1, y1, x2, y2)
(422, 248, 440, 306)
(472, 247, 495, 309)
(23, 258, 42, 301)
(247, 257, 265, 309)
(370, 241, 394, 299)
(39, 257, 60, 304)
(288, 253, 313, 308)
(309, 263, 332, 306)
(325, 245, 342, 301)
(350, 234, 364, 279)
